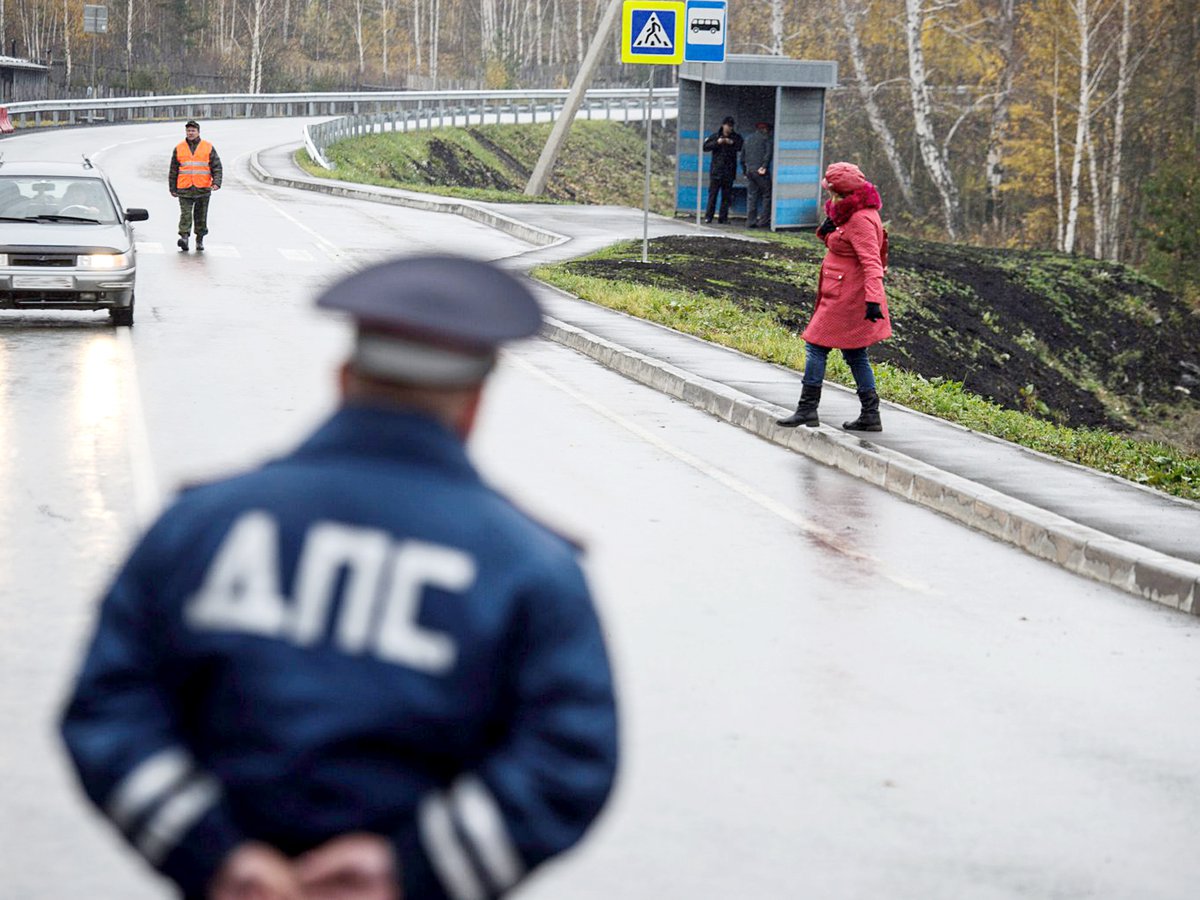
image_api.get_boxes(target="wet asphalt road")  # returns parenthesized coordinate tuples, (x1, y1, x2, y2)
(1, 120, 1198, 899)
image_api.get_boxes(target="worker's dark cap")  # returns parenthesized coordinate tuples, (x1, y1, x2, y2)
(184, 119, 200, 129)
(722, 116, 735, 125)
(755, 121, 771, 128)
(316, 255, 543, 386)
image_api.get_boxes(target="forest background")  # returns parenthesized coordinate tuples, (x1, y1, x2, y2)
(4, 0, 1198, 293)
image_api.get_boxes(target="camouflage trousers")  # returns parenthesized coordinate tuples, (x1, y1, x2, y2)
(176, 191, 212, 236)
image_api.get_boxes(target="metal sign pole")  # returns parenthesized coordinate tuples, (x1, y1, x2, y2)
(643, 66, 653, 264)
(83, 5, 109, 97)
(695, 62, 706, 225)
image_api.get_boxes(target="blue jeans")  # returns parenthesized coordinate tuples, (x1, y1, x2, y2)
(803, 343, 876, 392)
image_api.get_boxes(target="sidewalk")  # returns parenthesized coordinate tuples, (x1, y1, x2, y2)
(251, 143, 1200, 614)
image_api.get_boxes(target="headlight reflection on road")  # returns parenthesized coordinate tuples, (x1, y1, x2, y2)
(0, 344, 10, 553)
(72, 336, 124, 542)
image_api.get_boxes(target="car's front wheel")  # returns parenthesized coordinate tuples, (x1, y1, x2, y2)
(109, 294, 134, 326)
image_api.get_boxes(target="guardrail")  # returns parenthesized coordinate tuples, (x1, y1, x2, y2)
(0, 88, 678, 134)
(302, 88, 678, 169)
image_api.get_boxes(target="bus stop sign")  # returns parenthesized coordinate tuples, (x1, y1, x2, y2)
(684, 0, 726, 63)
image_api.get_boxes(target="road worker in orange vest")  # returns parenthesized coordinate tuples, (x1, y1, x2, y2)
(168, 119, 222, 252)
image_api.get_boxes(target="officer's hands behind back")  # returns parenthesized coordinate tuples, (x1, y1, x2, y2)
(295, 833, 400, 900)
(210, 842, 303, 900)
(211, 836, 400, 900)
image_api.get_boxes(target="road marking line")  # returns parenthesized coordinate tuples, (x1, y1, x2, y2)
(115, 328, 161, 527)
(92, 134, 163, 160)
(280, 248, 315, 261)
(230, 150, 345, 262)
(200, 244, 240, 257)
(135, 242, 165, 254)
(508, 352, 935, 595)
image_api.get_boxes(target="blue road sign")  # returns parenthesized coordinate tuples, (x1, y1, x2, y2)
(684, 0, 726, 63)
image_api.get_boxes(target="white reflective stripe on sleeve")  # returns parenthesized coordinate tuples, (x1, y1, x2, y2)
(135, 774, 222, 865)
(106, 747, 194, 832)
(418, 793, 486, 900)
(450, 776, 525, 891)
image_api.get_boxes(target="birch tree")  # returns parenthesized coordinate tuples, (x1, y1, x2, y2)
(983, 0, 1017, 235)
(380, 0, 389, 77)
(61, 0, 70, 86)
(411, 0, 421, 70)
(349, 0, 368, 77)
(903, 0, 962, 237)
(768, 0, 784, 55)
(480, 0, 496, 63)
(836, 0, 915, 208)
(1063, 0, 1100, 253)
(124, 0, 132, 89)
(430, 0, 439, 86)
(1052, 32, 1065, 249)
(1085, 118, 1105, 257)
(246, 0, 280, 92)
(1103, 0, 1132, 259)
(575, 0, 582, 65)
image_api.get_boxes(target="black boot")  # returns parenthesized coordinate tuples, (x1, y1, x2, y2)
(843, 389, 882, 432)
(177, 234, 189, 251)
(195, 236, 205, 251)
(776, 384, 822, 428)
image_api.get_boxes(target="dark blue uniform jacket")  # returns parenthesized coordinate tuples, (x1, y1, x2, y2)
(60, 406, 619, 899)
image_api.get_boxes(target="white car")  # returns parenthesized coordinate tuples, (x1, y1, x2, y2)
(0, 158, 148, 325)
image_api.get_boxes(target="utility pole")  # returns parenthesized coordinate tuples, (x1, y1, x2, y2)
(524, 0, 623, 196)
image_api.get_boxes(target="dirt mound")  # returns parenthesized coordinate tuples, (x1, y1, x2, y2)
(413, 138, 519, 191)
(561, 235, 1200, 431)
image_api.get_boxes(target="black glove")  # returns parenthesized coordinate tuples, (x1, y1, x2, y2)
(816, 217, 836, 237)
(865, 302, 885, 322)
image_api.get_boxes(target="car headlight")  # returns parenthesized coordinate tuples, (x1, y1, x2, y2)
(77, 252, 130, 269)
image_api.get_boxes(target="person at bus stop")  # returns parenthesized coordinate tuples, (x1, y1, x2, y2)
(169, 119, 222, 252)
(59, 255, 620, 900)
(702, 116, 743, 224)
(776, 161, 891, 431)
(741, 121, 773, 228)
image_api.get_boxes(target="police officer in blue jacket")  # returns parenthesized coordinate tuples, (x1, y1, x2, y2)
(60, 256, 619, 900)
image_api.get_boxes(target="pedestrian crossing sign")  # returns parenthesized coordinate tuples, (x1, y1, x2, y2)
(621, 1, 685, 65)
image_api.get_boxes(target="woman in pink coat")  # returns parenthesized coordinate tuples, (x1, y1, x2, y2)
(777, 161, 891, 431)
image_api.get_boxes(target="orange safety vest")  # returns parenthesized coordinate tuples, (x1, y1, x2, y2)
(175, 140, 213, 190)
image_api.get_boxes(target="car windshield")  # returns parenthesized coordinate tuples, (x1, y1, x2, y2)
(0, 176, 118, 223)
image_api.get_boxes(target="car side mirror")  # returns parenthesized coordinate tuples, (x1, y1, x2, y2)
(125, 208, 149, 222)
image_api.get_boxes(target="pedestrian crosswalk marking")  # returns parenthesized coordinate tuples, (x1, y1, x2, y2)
(280, 248, 315, 262)
(633, 12, 672, 48)
(135, 241, 240, 256)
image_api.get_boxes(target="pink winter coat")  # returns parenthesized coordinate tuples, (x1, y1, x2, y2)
(802, 205, 892, 349)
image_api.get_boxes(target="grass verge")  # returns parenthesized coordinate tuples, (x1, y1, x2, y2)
(294, 120, 676, 211)
(533, 256, 1200, 502)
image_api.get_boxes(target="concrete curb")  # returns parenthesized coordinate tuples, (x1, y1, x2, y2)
(248, 148, 570, 249)
(541, 313, 1200, 615)
(246, 146, 1200, 615)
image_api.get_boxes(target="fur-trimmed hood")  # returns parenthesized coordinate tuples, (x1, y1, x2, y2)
(826, 183, 882, 226)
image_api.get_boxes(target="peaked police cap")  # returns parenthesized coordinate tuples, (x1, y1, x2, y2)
(316, 255, 543, 386)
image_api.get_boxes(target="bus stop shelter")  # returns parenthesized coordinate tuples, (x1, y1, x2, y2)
(676, 55, 837, 229)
